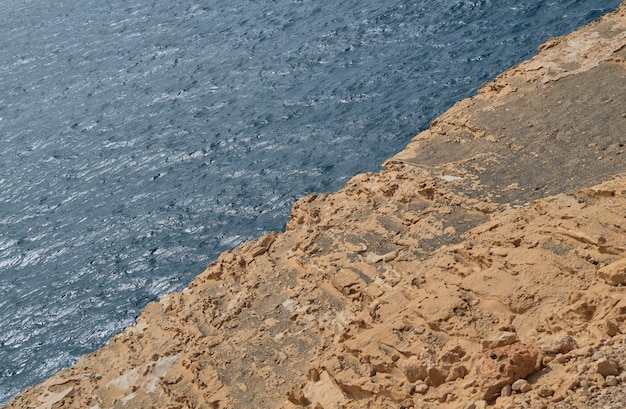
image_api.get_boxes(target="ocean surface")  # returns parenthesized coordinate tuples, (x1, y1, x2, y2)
(0, 0, 621, 403)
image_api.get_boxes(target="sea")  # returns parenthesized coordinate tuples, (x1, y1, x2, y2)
(0, 0, 621, 404)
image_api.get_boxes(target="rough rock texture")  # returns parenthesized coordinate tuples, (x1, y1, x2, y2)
(5, 3, 626, 409)
(478, 343, 543, 401)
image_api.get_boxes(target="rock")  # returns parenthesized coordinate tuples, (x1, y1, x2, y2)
(604, 320, 621, 337)
(414, 380, 429, 395)
(595, 358, 619, 377)
(439, 345, 467, 366)
(401, 356, 427, 382)
(482, 331, 518, 350)
(512, 379, 531, 393)
(446, 364, 468, 382)
(465, 400, 487, 409)
(501, 384, 512, 397)
(520, 383, 532, 393)
(478, 343, 542, 400)
(436, 390, 450, 403)
(605, 375, 618, 387)
(597, 258, 626, 286)
(620, 372, 626, 383)
(536, 387, 554, 397)
(538, 335, 578, 354)
(427, 366, 448, 387)
(474, 400, 487, 409)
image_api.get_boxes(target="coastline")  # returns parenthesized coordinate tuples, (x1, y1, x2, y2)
(5, 3, 626, 408)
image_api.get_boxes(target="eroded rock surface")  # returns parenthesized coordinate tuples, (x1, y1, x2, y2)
(5, 3, 626, 409)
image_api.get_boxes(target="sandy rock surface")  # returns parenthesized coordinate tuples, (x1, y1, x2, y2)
(5, 3, 626, 409)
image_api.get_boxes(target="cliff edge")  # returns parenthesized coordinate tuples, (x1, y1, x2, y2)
(6, 3, 626, 408)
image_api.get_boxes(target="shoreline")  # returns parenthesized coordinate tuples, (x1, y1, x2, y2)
(5, 3, 626, 408)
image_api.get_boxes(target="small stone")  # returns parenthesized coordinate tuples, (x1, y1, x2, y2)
(537, 387, 554, 397)
(436, 391, 449, 403)
(414, 380, 429, 394)
(597, 258, 626, 286)
(555, 354, 567, 364)
(512, 379, 530, 392)
(363, 363, 376, 377)
(538, 335, 578, 354)
(512, 379, 524, 391)
(471, 400, 487, 409)
(482, 331, 518, 350)
(402, 356, 427, 382)
(446, 364, 468, 382)
(427, 366, 448, 387)
(501, 384, 512, 397)
(595, 358, 619, 377)
(619, 372, 626, 383)
(605, 375, 618, 387)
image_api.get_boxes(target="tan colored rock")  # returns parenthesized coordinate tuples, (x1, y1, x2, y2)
(482, 331, 518, 350)
(605, 375, 618, 387)
(538, 335, 578, 354)
(536, 386, 554, 397)
(604, 320, 621, 337)
(597, 258, 626, 286)
(501, 384, 512, 397)
(478, 343, 543, 400)
(402, 356, 427, 383)
(512, 379, 532, 393)
(595, 358, 620, 377)
(446, 364, 468, 382)
(426, 366, 448, 387)
(414, 380, 429, 395)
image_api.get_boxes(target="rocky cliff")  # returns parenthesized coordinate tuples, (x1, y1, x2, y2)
(6, 3, 626, 408)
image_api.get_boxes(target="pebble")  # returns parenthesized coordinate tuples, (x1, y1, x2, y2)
(414, 380, 429, 394)
(501, 384, 512, 397)
(537, 387, 554, 397)
(539, 335, 578, 354)
(595, 358, 619, 377)
(464, 400, 487, 409)
(605, 376, 618, 387)
(512, 379, 532, 393)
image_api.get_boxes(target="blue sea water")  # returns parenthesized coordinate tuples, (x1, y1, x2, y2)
(0, 0, 621, 403)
